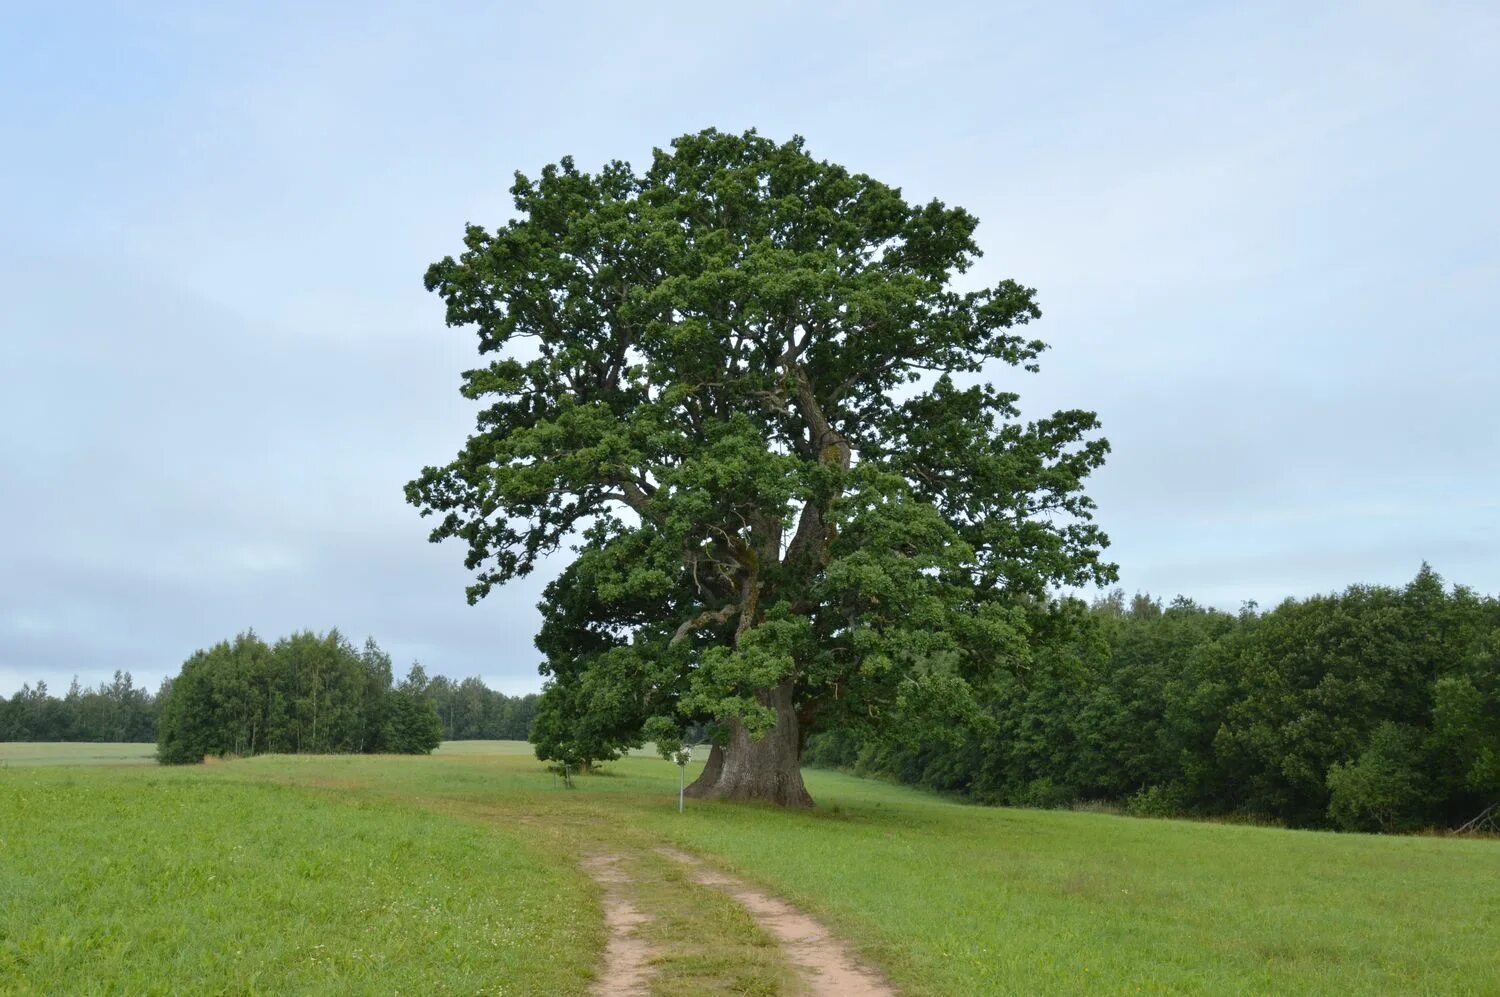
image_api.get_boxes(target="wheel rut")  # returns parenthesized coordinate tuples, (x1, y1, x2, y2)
(655, 846, 896, 996)
(580, 853, 658, 996)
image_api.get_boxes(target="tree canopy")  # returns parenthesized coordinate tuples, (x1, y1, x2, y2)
(0, 672, 161, 743)
(156, 630, 442, 764)
(408, 129, 1114, 805)
(809, 566, 1500, 832)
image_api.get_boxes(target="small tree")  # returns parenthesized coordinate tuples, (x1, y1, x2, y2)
(156, 648, 220, 764)
(1327, 723, 1431, 832)
(409, 129, 1114, 805)
(385, 664, 443, 754)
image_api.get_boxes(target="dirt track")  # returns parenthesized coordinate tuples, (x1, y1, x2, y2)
(582, 846, 894, 996)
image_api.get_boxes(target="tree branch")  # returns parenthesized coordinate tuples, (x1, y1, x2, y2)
(669, 604, 739, 646)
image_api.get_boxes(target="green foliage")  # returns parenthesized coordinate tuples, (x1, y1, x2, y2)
(1326, 723, 1431, 832)
(2, 645, 524, 755)
(528, 675, 632, 772)
(384, 690, 444, 755)
(407, 129, 1113, 787)
(155, 630, 444, 763)
(809, 566, 1500, 831)
(0, 672, 161, 742)
(424, 675, 539, 740)
(1124, 783, 1190, 819)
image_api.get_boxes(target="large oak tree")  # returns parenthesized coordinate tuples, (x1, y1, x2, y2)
(408, 129, 1114, 806)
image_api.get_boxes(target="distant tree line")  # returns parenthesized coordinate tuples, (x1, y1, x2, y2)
(807, 566, 1500, 833)
(0, 672, 163, 743)
(3, 631, 540, 757)
(424, 676, 539, 742)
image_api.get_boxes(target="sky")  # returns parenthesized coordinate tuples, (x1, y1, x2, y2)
(2, 2, 1497, 697)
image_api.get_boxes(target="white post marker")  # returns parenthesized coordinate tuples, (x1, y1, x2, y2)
(673, 746, 693, 813)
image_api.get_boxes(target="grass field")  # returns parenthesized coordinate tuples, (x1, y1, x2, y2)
(0, 742, 157, 766)
(0, 768, 595, 994)
(3, 741, 1497, 994)
(0, 740, 697, 765)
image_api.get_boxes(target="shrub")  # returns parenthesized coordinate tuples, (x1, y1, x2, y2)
(1326, 723, 1431, 832)
(1125, 783, 1188, 818)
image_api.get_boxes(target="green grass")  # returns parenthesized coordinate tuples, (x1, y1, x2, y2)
(0, 742, 157, 766)
(639, 773, 1500, 994)
(0, 739, 539, 766)
(0, 764, 596, 995)
(433, 739, 544, 757)
(4, 742, 1498, 994)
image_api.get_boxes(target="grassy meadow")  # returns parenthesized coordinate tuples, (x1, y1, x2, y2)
(0, 742, 157, 766)
(0, 759, 596, 994)
(2, 742, 1497, 994)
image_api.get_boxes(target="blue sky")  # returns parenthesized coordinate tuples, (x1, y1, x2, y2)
(3, 2, 1496, 696)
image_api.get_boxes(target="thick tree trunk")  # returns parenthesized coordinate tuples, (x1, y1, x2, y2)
(682, 742, 725, 798)
(690, 679, 813, 808)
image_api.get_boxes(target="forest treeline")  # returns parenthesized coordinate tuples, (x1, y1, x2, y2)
(155, 631, 444, 763)
(2, 630, 539, 754)
(425, 676, 540, 742)
(0, 671, 160, 743)
(807, 566, 1499, 832)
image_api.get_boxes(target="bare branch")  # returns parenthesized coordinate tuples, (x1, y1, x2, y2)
(669, 604, 738, 646)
